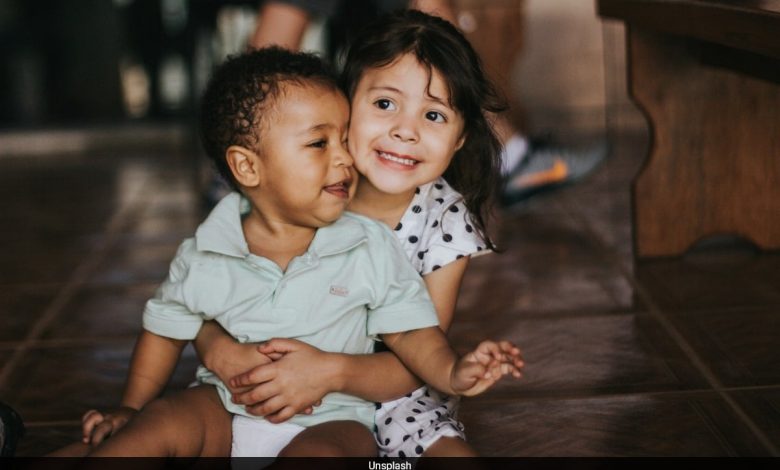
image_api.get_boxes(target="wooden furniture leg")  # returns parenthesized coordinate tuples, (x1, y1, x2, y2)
(627, 28, 780, 257)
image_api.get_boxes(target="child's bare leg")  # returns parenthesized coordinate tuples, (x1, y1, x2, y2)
(90, 385, 231, 457)
(278, 420, 376, 457)
(47, 442, 92, 457)
(423, 436, 478, 457)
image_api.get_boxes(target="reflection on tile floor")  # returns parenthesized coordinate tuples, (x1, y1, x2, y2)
(1, 125, 778, 457)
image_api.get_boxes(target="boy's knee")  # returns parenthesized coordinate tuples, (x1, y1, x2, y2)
(140, 398, 178, 424)
(279, 422, 376, 457)
(278, 440, 350, 457)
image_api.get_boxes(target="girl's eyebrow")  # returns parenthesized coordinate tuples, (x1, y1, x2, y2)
(368, 86, 451, 109)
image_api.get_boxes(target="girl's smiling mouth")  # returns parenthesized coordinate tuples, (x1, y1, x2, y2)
(376, 149, 419, 168)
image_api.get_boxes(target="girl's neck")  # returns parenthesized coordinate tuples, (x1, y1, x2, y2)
(349, 180, 416, 229)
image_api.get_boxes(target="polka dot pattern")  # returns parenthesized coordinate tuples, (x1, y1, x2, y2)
(374, 177, 480, 457)
(391, 177, 489, 276)
(375, 386, 465, 457)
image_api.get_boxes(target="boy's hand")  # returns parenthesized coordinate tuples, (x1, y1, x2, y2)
(81, 406, 138, 446)
(229, 338, 333, 423)
(450, 340, 523, 397)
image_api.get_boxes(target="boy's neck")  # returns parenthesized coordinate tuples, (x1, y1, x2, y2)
(241, 207, 316, 272)
(349, 180, 416, 229)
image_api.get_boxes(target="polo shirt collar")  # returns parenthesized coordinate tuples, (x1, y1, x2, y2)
(195, 193, 367, 258)
(311, 213, 367, 256)
(195, 192, 249, 258)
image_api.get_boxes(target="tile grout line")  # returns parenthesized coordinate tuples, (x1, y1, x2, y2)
(560, 195, 780, 456)
(0, 180, 150, 391)
(475, 383, 780, 405)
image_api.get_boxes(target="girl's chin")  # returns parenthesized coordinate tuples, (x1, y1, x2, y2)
(370, 181, 419, 196)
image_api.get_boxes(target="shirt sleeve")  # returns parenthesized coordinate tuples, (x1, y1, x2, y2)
(142, 239, 205, 340)
(365, 226, 440, 338)
(421, 200, 490, 275)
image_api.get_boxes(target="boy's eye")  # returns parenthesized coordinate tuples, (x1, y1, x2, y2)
(374, 99, 396, 111)
(426, 111, 446, 123)
(308, 140, 327, 148)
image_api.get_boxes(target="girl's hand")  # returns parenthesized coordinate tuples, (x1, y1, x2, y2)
(450, 340, 524, 397)
(81, 406, 137, 446)
(208, 340, 275, 395)
(229, 338, 336, 423)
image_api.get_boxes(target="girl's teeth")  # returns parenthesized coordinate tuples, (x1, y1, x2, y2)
(379, 151, 416, 166)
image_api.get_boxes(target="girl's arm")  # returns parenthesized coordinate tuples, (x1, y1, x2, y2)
(328, 256, 470, 399)
(380, 327, 520, 397)
(225, 258, 470, 416)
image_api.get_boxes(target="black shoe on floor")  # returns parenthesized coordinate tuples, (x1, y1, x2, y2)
(502, 140, 609, 206)
(0, 401, 25, 457)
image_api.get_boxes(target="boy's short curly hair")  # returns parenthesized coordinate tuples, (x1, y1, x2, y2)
(200, 46, 340, 191)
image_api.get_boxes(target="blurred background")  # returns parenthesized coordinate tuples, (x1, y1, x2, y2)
(3, 0, 778, 458)
(0, 0, 639, 145)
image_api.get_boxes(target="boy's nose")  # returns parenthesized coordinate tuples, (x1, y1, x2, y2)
(333, 145, 353, 168)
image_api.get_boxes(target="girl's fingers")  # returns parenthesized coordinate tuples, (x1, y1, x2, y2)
(232, 381, 279, 407)
(265, 405, 297, 424)
(230, 363, 277, 389)
(247, 395, 287, 420)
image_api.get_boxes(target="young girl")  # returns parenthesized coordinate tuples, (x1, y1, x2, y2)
(195, 10, 514, 458)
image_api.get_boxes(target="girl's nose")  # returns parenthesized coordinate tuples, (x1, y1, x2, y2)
(391, 115, 419, 143)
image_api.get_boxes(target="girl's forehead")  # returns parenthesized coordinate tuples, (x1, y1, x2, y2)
(358, 54, 450, 97)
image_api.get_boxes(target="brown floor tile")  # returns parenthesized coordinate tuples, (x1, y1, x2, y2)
(3, 342, 200, 422)
(660, 308, 780, 387)
(728, 387, 780, 453)
(449, 312, 707, 397)
(0, 285, 59, 343)
(458, 242, 637, 319)
(38, 283, 156, 340)
(635, 252, 780, 313)
(0, 245, 96, 286)
(15, 424, 82, 457)
(86, 239, 184, 286)
(459, 392, 769, 456)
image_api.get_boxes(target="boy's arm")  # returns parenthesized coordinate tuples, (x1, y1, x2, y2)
(194, 320, 272, 393)
(121, 330, 188, 410)
(82, 330, 186, 444)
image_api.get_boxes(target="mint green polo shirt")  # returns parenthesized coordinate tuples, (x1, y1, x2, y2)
(142, 193, 439, 429)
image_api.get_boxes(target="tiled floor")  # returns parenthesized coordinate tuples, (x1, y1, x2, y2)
(1, 120, 778, 457)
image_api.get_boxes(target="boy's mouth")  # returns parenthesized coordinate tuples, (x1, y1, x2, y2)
(323, 178, 353, 199)
(376, 150, 419, 168)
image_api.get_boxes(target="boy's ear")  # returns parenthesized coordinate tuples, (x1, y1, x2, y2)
(226, 145, 262, 188)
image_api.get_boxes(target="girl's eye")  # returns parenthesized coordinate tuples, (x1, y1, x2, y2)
(308, 140, 327, 149)
(374, 99, 396, 111)
(426, 111, 446, 123)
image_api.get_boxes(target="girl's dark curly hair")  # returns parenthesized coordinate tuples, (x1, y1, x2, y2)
(200, 46, 341, 191)
(340, 10, 507, 251)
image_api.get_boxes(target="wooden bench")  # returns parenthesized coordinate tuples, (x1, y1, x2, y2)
(597, 0, 780, 257)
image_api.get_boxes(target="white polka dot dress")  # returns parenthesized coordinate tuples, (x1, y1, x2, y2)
(391, 177, 488, 276)
(376, 176, 490, 457)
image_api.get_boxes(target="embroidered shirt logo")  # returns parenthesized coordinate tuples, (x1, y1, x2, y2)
(329, 285, 349, 297)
